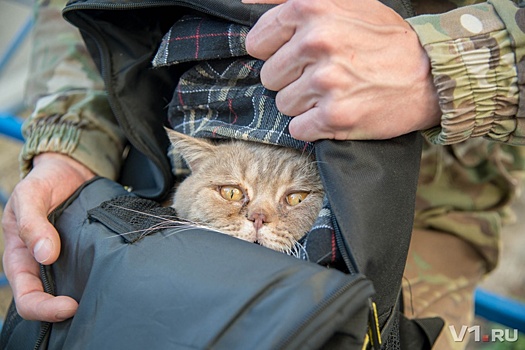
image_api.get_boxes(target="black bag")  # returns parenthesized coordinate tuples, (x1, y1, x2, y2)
(0, 177, 376, 349)
(1, 0, 444, 348)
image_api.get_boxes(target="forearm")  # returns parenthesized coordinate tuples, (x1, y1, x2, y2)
(21, 0, 126, 179)
(407, 0, 525, 145)
(21, 91, 125, 180)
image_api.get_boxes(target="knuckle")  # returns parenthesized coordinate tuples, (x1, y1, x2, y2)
(275, 92, 293, 115)
(310, 67, 336, 90)
(15, 304, 35, 321)
(259, 66, 275, 90)
(289, 0, 321, 16)
(320, 103, 355, 130)
(15, 304, 29, 319)
(1, 202, 13, 228)
(310, 64, 351, 94)
(15, 295, 36, 320)
(300, 30, 332, 53)
(18, 219, 36, 242)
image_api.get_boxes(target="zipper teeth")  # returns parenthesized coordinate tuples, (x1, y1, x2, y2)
(63, 1, 226, 18)
(33, 322, 51, 350)
(33, 265, 53, 350)
(40, 264, 54, 294)
(34, 199, 66, 350)
(400, 0, 415, 17)
(276, 276, 365, 350)
(333, 216, 357, 275)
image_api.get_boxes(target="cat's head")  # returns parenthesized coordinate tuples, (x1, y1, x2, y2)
(166, 128, 324, 253)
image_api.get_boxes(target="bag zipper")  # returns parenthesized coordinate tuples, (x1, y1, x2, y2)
(332, 208, 383, 349)
(63, 0, 266, 25)
(332, 215, 358, 275)
(33, 264, 54, 350)
(33, 201, 63, 350)
(32, 178, 101, 350)
(33, 199, 68, 349)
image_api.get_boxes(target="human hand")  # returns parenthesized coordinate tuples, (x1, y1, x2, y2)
(2, 153, 95, 321)
(243, 0, 441, 141)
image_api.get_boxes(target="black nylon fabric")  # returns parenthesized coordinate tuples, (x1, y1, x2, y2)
(0, 178, 375, 350)
(315, 133, 423, 324)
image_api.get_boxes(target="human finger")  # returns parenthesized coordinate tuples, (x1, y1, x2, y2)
(242, 0, 286, 4)
(259, 41, 304, 92)
(245, 3, 296, 60)
(287, 99, 379, 142)
(287, 107, 333, 142)
(2, 213, 78, 322)
(273, 66, 319, 117)
(6, 257, 78, 322)
(8, 153, 95, 264)
(18, 293, 78, 322)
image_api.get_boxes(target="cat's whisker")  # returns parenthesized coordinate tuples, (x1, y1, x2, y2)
(97, 203, 227, 239)
(102, 203, 178, 221)
(299, 146, 316, 159)
(296, 159, 327, 174)
(310, 160, 329, 166)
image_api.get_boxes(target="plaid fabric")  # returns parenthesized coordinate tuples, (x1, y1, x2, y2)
(153, 15, 249, 67)
(153, 15, 311, 152)
(153, 15, 342, 267)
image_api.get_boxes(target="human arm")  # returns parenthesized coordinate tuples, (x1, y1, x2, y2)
(242, 0, 525, 145)
(1, 0, 126, 321)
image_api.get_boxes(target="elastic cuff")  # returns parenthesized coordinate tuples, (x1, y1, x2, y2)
(407, 3, 519, 144)
(20, 121, 123, 180)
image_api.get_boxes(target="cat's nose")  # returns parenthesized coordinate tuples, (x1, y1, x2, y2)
(248, 211, 270, 231)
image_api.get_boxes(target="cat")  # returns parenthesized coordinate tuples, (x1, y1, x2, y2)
(165, 128, 324, 253)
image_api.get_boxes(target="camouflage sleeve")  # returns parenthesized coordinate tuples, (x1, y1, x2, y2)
(20, 0, 126, 180)
(406, 0, 525, 145)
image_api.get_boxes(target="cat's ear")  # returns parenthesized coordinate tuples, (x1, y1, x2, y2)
(165, 127, 216, 171)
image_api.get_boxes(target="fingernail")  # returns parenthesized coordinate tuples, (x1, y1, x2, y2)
(33, 238, 53, 263)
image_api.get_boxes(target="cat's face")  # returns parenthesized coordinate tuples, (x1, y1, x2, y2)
(166, 129, 324, 253)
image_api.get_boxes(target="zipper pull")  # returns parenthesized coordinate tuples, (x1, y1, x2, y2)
(367, 298, 382, 349)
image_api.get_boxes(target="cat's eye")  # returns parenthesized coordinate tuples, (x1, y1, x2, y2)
(286, 192, 309, 206)
(219, 186, 244, 201)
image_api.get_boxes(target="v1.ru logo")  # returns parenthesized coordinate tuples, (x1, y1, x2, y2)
(449, 325, 519, 342)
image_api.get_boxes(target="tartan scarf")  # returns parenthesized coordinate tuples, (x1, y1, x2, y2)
(152, 15, 343, 267)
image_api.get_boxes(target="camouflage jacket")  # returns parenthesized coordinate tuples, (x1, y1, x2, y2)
(21, 0, 525, 270)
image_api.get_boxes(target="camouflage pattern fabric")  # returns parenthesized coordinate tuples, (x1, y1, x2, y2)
(402, 228, 487, 350)
(405, 4, 525, 347)
(415, 139, 525, 272)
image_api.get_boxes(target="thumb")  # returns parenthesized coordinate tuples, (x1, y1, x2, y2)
(4, 179, 61, 264)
